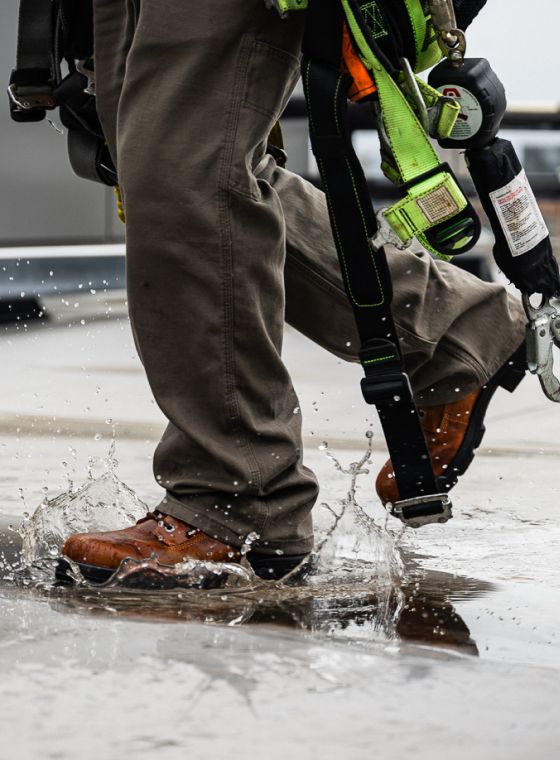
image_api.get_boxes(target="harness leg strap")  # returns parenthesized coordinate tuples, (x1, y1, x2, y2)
(302, 54, 451, 527)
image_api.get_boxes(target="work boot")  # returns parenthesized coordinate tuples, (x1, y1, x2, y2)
(376, 346, 527, 506)
(56, 511, 307, 586)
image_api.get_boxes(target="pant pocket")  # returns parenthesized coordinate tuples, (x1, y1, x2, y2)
(228, 38, 300, 200)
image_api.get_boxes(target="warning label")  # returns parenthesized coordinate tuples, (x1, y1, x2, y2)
(489, 170, 549, 256)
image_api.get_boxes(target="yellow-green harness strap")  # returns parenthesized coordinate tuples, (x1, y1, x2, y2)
(340, 0, 469, 258)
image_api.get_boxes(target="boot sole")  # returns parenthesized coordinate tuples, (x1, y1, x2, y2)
(436, 345, 526, 493)
(55, 553, 310, 588)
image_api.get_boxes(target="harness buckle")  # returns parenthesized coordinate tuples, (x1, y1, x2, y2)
(359, 341, 412, 405)
(390, 493, 453, 528)
(523, 294, 560, 402)
(371, 210, 410, 251)
(361, 371, 411, 405)
(76, 60, 96, 96)
(8, 83, 56, 111)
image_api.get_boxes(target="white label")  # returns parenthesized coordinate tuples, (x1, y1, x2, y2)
(489, 170, 549, 256)
(437, 85, 483, 140)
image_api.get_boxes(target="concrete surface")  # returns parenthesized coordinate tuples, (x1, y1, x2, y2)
(1, 292, 559, 760)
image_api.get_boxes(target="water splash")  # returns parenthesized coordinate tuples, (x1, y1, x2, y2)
(0, 435, 488, 652)
(313, 434, 404, 587)
(18, 446, 146, 582)
(8, 434, 410, 640)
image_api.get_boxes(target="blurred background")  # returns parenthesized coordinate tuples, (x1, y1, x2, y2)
(1, 0, 559, 318)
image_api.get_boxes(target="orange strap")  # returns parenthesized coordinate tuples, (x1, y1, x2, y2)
(341, 23, 377, 102)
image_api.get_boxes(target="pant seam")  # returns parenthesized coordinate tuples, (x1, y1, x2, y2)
(216, 34, 268, 536)
(287, 243, 440, 349)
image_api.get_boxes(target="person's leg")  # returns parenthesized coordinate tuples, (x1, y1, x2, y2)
(93, 0, 316, 555)
(257, 157, 526, 400)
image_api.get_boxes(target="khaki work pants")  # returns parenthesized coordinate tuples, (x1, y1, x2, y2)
(93, 0, 526, 555)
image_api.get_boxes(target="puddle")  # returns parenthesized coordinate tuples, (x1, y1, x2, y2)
(0, 436, 491, 656)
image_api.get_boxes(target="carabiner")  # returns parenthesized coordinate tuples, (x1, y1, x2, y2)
(523, 294, 560, 402)
(427, 0, 467, 65)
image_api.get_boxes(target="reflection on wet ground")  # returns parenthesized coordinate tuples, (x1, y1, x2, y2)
(0, 562, 485, 656)
(47, 567, 485, 656)
(2, 538, 487, 660)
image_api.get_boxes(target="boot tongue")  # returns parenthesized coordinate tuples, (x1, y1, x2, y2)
(153, 514, 201, 547)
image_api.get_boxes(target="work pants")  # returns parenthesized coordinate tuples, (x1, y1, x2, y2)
(92, 0, 526, 555)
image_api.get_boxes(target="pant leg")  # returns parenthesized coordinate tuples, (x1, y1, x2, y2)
(93, 0, 316, 555)
(261, 158, 526, 405)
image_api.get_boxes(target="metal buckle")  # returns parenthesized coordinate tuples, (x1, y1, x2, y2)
(390, 493, 453, 529)
(523, 294, 560, 402)
(371, 210, 410, 251)
(427, 0, 466, 65)
(8, 83, 56, 111)
(400, 57, 429, 133)
(76, 60, 96, 96)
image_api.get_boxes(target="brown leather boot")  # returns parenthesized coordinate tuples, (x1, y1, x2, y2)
(56, 511, 309, 585)
(376, 389, 481, 505)
(58, 512, 239, 584)
(376, 347, 527, 506)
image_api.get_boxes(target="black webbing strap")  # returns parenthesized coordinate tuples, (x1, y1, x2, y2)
(9, 0, 58, 122)
(301, 0, 448, 519)
(303, 57, 443, 507)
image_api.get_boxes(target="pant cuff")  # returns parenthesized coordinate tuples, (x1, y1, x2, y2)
(157, 494, 315, 556)
(414, 318, 526, 405)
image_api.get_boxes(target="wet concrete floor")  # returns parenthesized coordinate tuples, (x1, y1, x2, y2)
(1, 294, 559, 759)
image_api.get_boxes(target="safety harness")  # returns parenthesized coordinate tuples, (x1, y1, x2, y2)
(295, 0, 482, 528)
(8, 0, 116, 187)
(9, 0, 560, 528)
